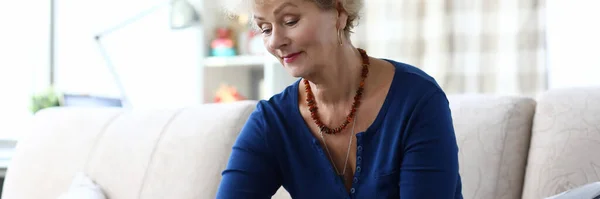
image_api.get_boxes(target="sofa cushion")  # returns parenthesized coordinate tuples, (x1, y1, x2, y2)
(448, 95, 536, 199)
(2, 107, 122, 199)
(522, 88, 600, 199)
(2, 101, 260, 199)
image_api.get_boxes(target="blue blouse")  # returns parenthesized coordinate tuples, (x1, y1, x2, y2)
(216, 60, 463, 199)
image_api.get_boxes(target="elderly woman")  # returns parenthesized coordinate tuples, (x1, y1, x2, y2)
(216, 0, 463, 198)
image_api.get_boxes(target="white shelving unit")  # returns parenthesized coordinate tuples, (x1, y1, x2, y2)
(200, 54, 297, 103)
(196, 1, 298, 103)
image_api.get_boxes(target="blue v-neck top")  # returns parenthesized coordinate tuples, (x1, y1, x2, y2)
(216, 60, 463, 199)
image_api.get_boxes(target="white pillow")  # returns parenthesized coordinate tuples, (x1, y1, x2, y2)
(545, 182, 600, 199)
(57, 172, 106, 199)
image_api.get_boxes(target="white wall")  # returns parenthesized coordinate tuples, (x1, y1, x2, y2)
(0, 1, 51, 139)
(54, 0, 204, 109)
(547, 0, 600, 89)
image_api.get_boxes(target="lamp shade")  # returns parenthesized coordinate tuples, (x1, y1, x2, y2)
(170, 0, 200, 29)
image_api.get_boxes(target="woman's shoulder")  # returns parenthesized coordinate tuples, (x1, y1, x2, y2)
(382, 59, 448, 101)
(385, 59, 442, 90)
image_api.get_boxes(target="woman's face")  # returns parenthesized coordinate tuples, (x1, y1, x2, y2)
(252, 0, 342, 78)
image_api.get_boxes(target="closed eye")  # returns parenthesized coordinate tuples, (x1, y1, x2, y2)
(285, 20, 298, 26)
(261, 28, 272, 34)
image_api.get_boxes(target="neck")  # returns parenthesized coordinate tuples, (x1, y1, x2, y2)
(306, 46, 364, 105)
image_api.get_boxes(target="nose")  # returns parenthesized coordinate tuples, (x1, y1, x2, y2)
(267, 27, 289, 52)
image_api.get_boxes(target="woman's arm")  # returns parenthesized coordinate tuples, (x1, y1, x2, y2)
(216, 102, 282, 199)
(400, 91, 462, 198)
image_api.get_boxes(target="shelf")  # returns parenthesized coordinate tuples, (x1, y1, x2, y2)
(203, 55, 278, 68)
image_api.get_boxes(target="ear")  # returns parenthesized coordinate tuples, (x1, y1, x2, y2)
(335, 2, 348, 31)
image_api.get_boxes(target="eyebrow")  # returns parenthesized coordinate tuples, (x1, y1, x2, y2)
(253, 2, 298, 20)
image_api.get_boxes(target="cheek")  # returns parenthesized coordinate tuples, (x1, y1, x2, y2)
(292, 21, 334, 48)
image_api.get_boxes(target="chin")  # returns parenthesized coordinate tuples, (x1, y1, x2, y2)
(283, 65, 307, 78)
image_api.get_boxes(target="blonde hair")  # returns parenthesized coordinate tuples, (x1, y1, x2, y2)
(221, 0, 362, 36)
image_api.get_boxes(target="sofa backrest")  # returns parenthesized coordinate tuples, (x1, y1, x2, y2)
(448, 95, 536, 199)
(5, 88, 599, 199)
(1, 94, 540, 199)
(521, 88, 600, 199)
(2, 100, 294, 199)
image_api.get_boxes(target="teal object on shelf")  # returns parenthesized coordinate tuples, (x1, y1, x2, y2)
(211, 48, 236, 57)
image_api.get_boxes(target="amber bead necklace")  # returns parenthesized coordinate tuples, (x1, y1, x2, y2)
(304, 48, 370, 135)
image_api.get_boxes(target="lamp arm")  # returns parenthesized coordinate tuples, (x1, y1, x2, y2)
(93, 38, 133, 109)
(93, 2, 170, 109)
(93, 0, 200, 109)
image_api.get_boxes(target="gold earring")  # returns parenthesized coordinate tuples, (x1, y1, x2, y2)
(337, 29, 343, 45)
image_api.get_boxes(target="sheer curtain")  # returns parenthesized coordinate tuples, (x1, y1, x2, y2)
(355, 0, 547, 96)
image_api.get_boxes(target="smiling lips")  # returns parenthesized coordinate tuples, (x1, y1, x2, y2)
(282, 52, 302, 63)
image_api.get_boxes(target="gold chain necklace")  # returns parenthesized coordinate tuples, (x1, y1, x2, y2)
(320, 113, 357, 182)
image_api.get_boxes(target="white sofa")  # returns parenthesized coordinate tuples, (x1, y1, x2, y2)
(2, 88, 600, 199)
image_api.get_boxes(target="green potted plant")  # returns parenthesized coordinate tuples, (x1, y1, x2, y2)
(30, 87, 62, 114)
